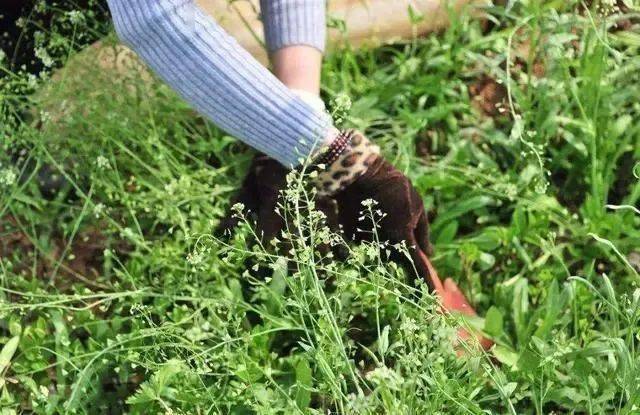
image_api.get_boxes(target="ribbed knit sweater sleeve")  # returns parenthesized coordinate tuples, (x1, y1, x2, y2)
(107, 0, 331, 167)
(261, 0, 326, 53)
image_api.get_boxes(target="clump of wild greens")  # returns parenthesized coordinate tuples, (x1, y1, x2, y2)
(1, 1, 640, 413)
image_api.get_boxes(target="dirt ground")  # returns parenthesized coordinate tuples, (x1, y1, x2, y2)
(0, 215, 125, 290)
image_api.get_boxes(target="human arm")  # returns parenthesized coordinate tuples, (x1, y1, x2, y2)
(261, 0, 325, 95)
(106, 0, 333, 167)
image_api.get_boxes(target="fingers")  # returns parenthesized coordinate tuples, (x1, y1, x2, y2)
(215, 169, 260, 237)
(441, 278, 494, 352)
(257, 193, 285, 243)
(414, 210, 433, 256)
(408, 241, 444, 294)
(216, 154, 284, 238)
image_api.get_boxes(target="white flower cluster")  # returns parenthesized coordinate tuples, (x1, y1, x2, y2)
(34, 47, 54, 67)
(95, 155, 110, 170)
(365, 365, 404, 390)
(66, 10, 85, 25)
(0, 167, 17, 187)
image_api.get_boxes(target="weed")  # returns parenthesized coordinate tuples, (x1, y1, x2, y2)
(1, 0, 639, 413)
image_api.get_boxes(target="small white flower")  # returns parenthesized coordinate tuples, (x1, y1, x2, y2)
(400, 318, 419, 334)
(26, 73, 38, 89)
(333, 93, 352, 112)
(93, 203, 105, 218)
(0, 168, 17, 187)
(39, 110, 51, 124)
(95, 155, 110, 169)
(122, 227, 135, 240)
(34, 47, 54, 67)
(66, 10, 85, 25)
(361, 198, 377, 208)
(164, 179, 178, 195)
(187, 248, 207, 266)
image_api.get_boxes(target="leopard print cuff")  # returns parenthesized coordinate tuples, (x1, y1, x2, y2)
(314, 130, 381, 196)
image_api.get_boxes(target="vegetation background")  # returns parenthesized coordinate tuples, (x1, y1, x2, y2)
(1, 0, 639, 413)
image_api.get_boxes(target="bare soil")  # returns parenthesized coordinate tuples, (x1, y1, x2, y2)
(0, 215, 127, 290)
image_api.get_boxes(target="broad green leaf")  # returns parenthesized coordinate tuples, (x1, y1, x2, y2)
(493, 345, 518, 368)
(510, 117, 524, 141)
(484, 306, 504, 337)
(572, 357, 593, 378)
(295, 359, 312, 409)
(512, 278, 530, 346)
(534, 279, 563, 340)
(435, 220, 458, 245)
(503, 382, 518, 397)
(512, 206, 527, 235)
(227, 279, 244, 302)
(611, 30, 640, 47)
(0, 337, 20, 373)
(610, 115, 632, 139)
(517, 347, 540, 373)
(378, 325, 390, 357)
(432, 196, 493, 234)
(479, 252, 496, 271)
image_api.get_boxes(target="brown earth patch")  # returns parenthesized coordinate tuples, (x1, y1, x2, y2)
(583, 0, 637, 31)
(0, 215, 128, 290)
(415, 130, 438, 158)
(469, 75, 508, 118)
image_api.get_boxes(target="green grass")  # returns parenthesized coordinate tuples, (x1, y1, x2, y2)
(1, 1, 640, 413)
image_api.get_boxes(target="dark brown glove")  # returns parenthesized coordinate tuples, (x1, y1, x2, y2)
(332, 156, 435, 284)
(216, 154, 288, 242)
(317, 130, 491, 351)
(217, 154, 341, 247)
(312, 130, 434, 287)
(220, 138, 491, 351)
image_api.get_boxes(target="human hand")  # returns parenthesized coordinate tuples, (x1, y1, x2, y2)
(313, 130, 434, 285)
(317, 130, 491, 351)
(217, 154, 340, 246)
(216, 154, 288, 242)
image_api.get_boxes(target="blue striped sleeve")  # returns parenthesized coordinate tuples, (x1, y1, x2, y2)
(107, 0, 332, 167)
(261, 0, 326, 53)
